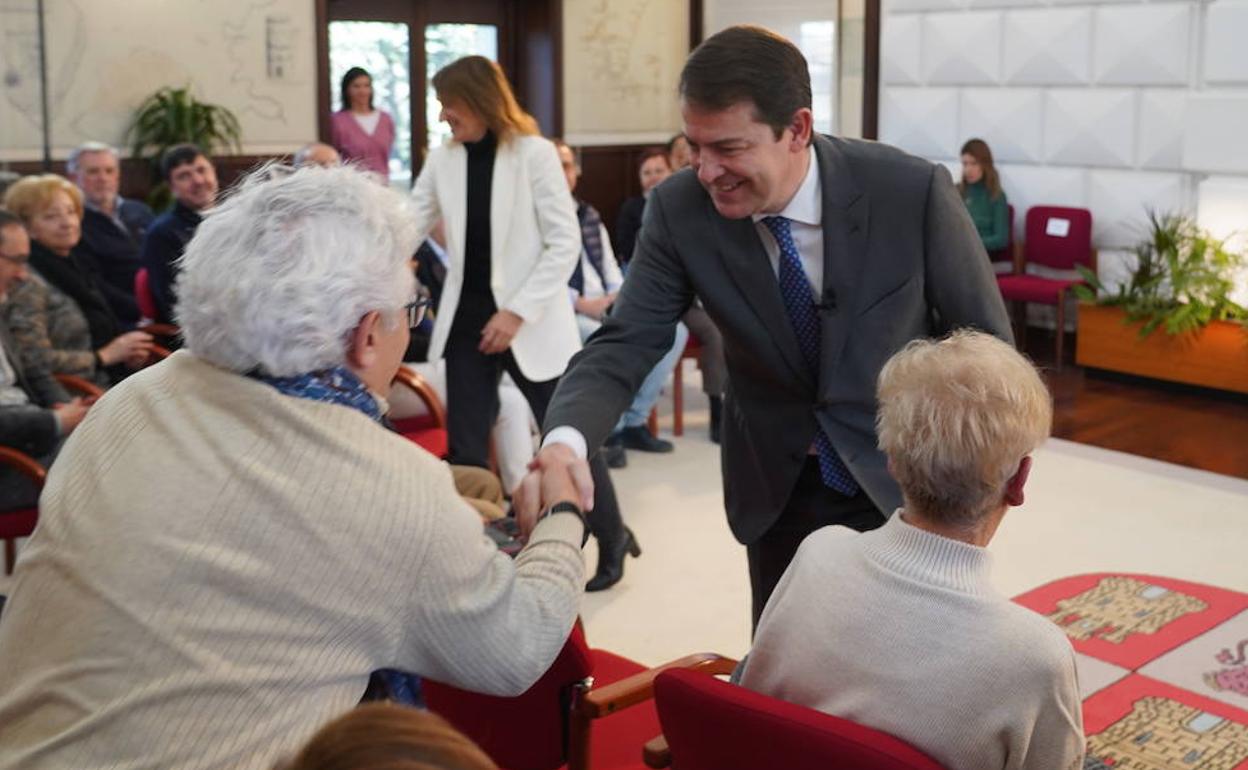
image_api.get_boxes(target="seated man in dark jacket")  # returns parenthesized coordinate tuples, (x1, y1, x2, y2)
(70, 141, 155, 325)
(0, 212, 89, 510)
(139, 144, 218, 324)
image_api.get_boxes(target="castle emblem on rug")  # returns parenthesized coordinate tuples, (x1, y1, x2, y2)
(1206, 640, 1248, 699)
(1048, 577, 1208, 644)
(1083, 696, 1248, 769)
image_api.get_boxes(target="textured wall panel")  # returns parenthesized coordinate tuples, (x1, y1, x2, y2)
(1002, 8, 1092, 85)
(1205, 0, 1248, 84)
(960, 88, 1044, 163)
(880, 88, 961, 158)
(1093, 4, 1191, 85)
(885, 0, 966, 13)
(1182, 96, 1248, 174)
(996, 164, 1088, 240)
(923, 11, 1002, 84)
(1088, 170, 1187, 248)
(1044, 89, 1136, 168)
(882, 15, 923, 85)
(1136, 91, 1186, 170)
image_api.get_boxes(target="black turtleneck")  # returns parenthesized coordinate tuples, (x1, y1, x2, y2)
(461, 131, 497, 310)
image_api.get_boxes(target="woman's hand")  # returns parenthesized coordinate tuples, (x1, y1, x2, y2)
(98, 330, 154, 368)
(478, 310, 523, 354)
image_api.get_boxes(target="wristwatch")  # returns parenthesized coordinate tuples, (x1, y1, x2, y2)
(538, 501, 591, 547)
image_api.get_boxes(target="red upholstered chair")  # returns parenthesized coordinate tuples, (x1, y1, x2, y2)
(647, 333, 703, 438)
(996, 206, 1095, 368)
(645, 668, 947, 770)
(423, 622, 735, 770)
(0, 447, 45, 574)
(133, 268, 181, 344)
(389, 367, 449, 458)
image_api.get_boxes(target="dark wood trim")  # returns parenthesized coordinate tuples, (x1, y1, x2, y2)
(862, 0, 881, 139)
(689, 0, 703, 50)
(315, 0, 330, 143)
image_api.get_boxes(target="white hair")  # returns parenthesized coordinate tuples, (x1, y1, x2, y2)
(67, 141, 119, 174)
(176, 163, 417, 376)
(876, 330, 1052, 527)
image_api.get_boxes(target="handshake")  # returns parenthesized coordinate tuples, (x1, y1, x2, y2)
(513, 443, 596, 538)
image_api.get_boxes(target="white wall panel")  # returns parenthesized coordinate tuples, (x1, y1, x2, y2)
(960, 88, 1044, 162)
(885, 0, 966, 13)
(1087, 170, 1187, 248)
(997, 164, 1089, 239)
(1044, 89, 1136, 167)
(1205, 0, 1248, 84)
(1182, 96, 1248, 174)
(1093, 4, 1191, 85)
(923, 11, 1002, 84)
(1136, 91, 1186, 170)
(1002, 8, 1092, 84)
(880, 87, 961, 158)
(882, 15, 923, 84)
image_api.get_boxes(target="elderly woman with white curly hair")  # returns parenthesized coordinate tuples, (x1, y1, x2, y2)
(0, 165, 591, 770)
(739, 330, 1085, 770)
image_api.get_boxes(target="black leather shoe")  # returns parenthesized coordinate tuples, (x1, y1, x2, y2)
(586, 527, 642, 592)
(602, 442, 627, 469)
(614, 425, 674, 453)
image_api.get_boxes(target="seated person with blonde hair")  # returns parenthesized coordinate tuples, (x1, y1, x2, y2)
(740, 330, 1084, 770)
(0, 164, 590, 770)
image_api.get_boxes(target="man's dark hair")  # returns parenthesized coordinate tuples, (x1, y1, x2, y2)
(161, 144, 207, 182)
(679, 25, 812, 141)
(0, 209, 23, 247)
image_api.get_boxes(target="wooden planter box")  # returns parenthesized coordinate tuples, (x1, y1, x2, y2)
(1076, 304, 1248, 395)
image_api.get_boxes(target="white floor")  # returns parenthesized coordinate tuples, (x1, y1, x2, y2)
(582, 388, 1248, 668)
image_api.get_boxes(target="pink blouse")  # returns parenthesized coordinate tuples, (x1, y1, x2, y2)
(329, 110, 396, 179)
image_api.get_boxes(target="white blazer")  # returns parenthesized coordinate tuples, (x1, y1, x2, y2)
(411, 134, 582, 382)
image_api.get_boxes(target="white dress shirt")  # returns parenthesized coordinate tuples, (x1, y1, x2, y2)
(545, 148, 822, 460)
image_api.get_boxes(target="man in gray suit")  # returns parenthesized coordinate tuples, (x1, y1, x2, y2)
(524, 25, 1012, 626)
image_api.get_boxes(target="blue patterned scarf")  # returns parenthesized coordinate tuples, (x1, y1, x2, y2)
(251, 366, 384, 422)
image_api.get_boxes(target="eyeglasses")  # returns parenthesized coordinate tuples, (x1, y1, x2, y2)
(0, 253, 30, 267)
(403, 298, 432, 329)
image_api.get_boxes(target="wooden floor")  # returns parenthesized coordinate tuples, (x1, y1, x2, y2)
(1022, 328, 1248, 480)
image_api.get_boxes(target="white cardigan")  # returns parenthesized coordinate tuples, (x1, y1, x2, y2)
(0, 352, 586, 770)
(411, 134, 582, 382)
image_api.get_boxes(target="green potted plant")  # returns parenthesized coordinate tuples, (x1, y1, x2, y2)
(126, 86, 243, 210)
(1074, 210, 1248, 394)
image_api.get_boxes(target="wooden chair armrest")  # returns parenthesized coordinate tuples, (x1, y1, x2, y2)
(643, 735, 671, 768)
(54, 373, 105, 398)
(0, 447, 47, 486)
(577, 653, 738, 719)
(391, 367, 447, 428)
(1089, 247, 1098, 275)
(138, 322, 181, 339)
(1011, 240, 1025, 274)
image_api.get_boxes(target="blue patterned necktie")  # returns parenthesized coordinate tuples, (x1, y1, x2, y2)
(761, 215, 860, 496)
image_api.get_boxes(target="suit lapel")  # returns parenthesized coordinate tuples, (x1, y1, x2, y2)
(490, 139, 518, 283)
(815, 135, 870, 393)
(712, 208, 813, 388)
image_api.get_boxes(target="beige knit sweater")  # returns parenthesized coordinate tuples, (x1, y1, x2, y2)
(740, 514, 1085, 770)
(0, 351, 586, 770)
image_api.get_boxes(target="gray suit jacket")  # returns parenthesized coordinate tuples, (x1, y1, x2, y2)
(545, 135, 1012, 545)
(1, 317, 69, 458)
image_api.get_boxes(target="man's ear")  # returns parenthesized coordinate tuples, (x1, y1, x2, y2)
(345, 310, 382, 371)
(788, 108, 814, 150)
(1003, 455, 1033, 508)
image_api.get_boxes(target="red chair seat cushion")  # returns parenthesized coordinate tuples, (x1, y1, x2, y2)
(996, 274, 1081, 305)
(391, 415, 448, 458)
(586, 648, 658, 770)
(654, 669, 945, 770)
(0, 507, 38, 540)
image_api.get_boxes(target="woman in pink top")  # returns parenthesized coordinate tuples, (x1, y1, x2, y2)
(330, 67, 396, 180)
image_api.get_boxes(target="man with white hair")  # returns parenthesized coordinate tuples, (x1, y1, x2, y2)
(69, 141, 155, 323)
(0, 164, 590, 770)
(740, 330, 1084, 770)
(294, 141, 342, 168)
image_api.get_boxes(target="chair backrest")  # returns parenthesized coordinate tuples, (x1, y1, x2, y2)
(134, 267, 159, 321)
(987, 204, 1015, 265)
(654, 669, 946, 770)
(423, 622, 595, 770)
(1024, 206, 1093, 270)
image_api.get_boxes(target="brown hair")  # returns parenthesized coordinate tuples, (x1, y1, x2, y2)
(680, 25, 812, 143)
(637, 147, 670, 172)
(958, 138, 1002, 200)
(2, 174, 84, 225)
(278, 704, 497, 770)
(432, 56, 538, 143)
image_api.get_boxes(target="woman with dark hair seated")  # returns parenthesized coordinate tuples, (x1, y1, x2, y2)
(2, 174, 152, 387)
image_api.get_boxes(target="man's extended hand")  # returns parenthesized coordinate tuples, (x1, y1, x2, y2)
(478, 310, 523, 354)
(514, 443, 595, 539)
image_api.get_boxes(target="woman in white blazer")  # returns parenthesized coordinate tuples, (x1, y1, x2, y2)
(411, 56, 634, 591)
